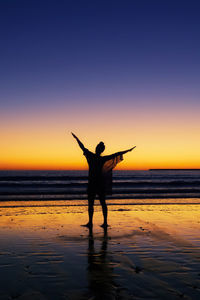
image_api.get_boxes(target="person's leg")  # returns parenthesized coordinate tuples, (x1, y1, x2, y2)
(88, 192, 95, 226)
(99, 193, 108, 227)
(82, 191, 95, 228)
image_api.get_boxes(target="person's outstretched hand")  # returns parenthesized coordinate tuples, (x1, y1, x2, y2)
(71, 132, 77, 139)
(129, 146, 136, 152)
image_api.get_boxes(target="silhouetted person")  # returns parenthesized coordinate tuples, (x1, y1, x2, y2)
(72, 133, 136, 228)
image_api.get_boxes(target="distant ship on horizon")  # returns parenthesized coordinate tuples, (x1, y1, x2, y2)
(149, 169, 200, 171)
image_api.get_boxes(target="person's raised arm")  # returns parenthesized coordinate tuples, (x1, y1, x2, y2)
(118, 146, 136, 156)
(71, 132, 86, 152)
(104, 146, 136, 161)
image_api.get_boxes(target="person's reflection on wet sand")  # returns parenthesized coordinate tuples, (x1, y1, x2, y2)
(87, 227, 116, 300)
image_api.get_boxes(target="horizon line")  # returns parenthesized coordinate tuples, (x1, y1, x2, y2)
(0, 168, 200, 172)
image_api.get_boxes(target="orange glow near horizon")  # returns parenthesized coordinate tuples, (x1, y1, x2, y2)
(1, 103, 200, 170)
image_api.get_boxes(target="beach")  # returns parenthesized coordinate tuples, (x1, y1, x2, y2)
(0, 201, 200, 299)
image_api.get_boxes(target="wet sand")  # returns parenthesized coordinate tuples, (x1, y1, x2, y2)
(0, 201, 200, 299)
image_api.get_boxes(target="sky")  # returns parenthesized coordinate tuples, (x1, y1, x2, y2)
(1, 0, 200, 170)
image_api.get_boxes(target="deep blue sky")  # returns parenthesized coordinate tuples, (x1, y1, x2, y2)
(1, 0, 200, 112)
(1, 1, 200, 169)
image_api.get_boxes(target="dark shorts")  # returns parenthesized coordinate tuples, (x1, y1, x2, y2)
(87, 181, 105, 197)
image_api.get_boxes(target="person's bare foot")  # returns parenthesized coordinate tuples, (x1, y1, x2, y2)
(81, 222, 93, 229)
(100, 223, 109, 228)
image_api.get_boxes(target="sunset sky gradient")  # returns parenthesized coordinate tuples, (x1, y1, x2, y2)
(1, 0, 200, 170)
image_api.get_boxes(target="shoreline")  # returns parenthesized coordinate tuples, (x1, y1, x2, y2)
(1, 198, 200, 206)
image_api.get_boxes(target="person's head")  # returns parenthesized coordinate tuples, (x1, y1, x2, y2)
(95, 141, 105, 155)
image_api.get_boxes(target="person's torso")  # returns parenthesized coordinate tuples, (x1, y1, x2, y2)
(87, 154, 105, 182)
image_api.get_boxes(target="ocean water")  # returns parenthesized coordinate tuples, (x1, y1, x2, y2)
(0, 170, 200, 204)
